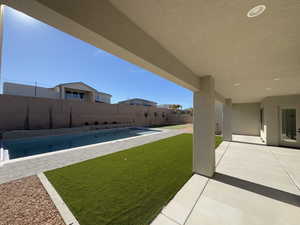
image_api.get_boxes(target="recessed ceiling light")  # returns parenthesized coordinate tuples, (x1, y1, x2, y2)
(266, 87, 271, 91)
(234, 83, 241, 87)
(247, 5, 266, 18)
(274, 77, 280, 81)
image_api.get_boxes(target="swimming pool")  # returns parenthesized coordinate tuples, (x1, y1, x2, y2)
(3, 128, 160, 160)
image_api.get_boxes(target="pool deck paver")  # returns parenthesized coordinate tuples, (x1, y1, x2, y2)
(0, 129, 183, 184)
(151, 140, 300, 225)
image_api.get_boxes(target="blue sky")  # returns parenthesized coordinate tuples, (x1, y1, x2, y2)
(1, 6, 192, 108)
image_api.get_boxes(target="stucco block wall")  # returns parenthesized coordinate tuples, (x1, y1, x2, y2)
(232, 103, 261, 136)
(262, 94, 300, 146)
(168, 114, 192, 124)
(0, 94, 190, 132)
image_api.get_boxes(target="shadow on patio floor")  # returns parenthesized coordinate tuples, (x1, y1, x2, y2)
(213, 173, 300, 207)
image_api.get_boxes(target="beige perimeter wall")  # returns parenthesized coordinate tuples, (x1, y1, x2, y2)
(0, 95, 191, 132)
(232, 103, 261, 136)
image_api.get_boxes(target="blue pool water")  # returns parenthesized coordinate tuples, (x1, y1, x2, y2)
(3, 128, 160, 160)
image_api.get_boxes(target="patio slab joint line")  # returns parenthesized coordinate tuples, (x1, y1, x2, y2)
(269, 149, 300, 192)
(182, 178, 210, 225)
(160, 212, 182, 225)
(181, 142, 230, 225)
(216, 141, 231, 167)
(38, 173, 80, 225)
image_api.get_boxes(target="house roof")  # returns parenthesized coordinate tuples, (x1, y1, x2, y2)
(54, 82, 112, 96)
(118, 98, 157, 105)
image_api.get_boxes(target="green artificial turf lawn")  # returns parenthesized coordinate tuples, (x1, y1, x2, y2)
(215, 136, 223, 148)
(45, 134, 222, 225)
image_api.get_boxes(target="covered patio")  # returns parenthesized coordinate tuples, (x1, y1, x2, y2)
(2, 0, 300, 177)
(0, 0, 299, 224)
(152, 140, 300, 225)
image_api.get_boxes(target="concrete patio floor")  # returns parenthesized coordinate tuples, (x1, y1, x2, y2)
(232, 134, 265, 145)
(152, 141, 300, 225)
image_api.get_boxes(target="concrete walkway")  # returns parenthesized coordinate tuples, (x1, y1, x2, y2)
(152, 141, 300, 225)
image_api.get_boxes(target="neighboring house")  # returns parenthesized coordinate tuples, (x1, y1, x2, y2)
(3, 82, 112, 103)
(53, 82, 111, 103)
(118, 98, 157, 107)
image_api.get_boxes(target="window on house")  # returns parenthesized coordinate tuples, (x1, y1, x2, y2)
(95, 96, 102, 102)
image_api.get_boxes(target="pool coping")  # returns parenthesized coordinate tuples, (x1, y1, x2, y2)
(3, 126, 154, 142)
(38, 172, 80, 225)
(2, 124, 134, 140)
(1, 127, 165, 165)
(0, 128, 182, 184)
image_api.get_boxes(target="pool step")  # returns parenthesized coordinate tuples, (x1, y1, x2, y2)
(3, 149, 9, 161)
(0, 148, 9, 164)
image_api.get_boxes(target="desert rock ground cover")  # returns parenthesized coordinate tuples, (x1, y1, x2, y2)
(0, 176, 65, 225)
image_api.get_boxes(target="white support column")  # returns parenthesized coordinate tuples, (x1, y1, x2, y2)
(193, 76, 215, 177)
(223, 98, 232, 141)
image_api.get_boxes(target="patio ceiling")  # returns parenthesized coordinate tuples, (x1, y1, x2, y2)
(3, 0, 300, 103)
(110, 0, 300, 103)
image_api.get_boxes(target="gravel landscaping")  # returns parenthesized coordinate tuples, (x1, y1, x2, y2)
(0, 176, 65, 225)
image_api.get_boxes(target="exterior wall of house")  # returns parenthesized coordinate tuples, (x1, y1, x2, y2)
(95, 92, 111, 103)
(0, 94, 189, 132)
(261, 94, 300, 146)
(58, 83, 111, 103)
(3, 82, 60, 99)
(232, 103, 261, 136)
(231, 95, 300, 146)
(64, 88, 93, 102)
